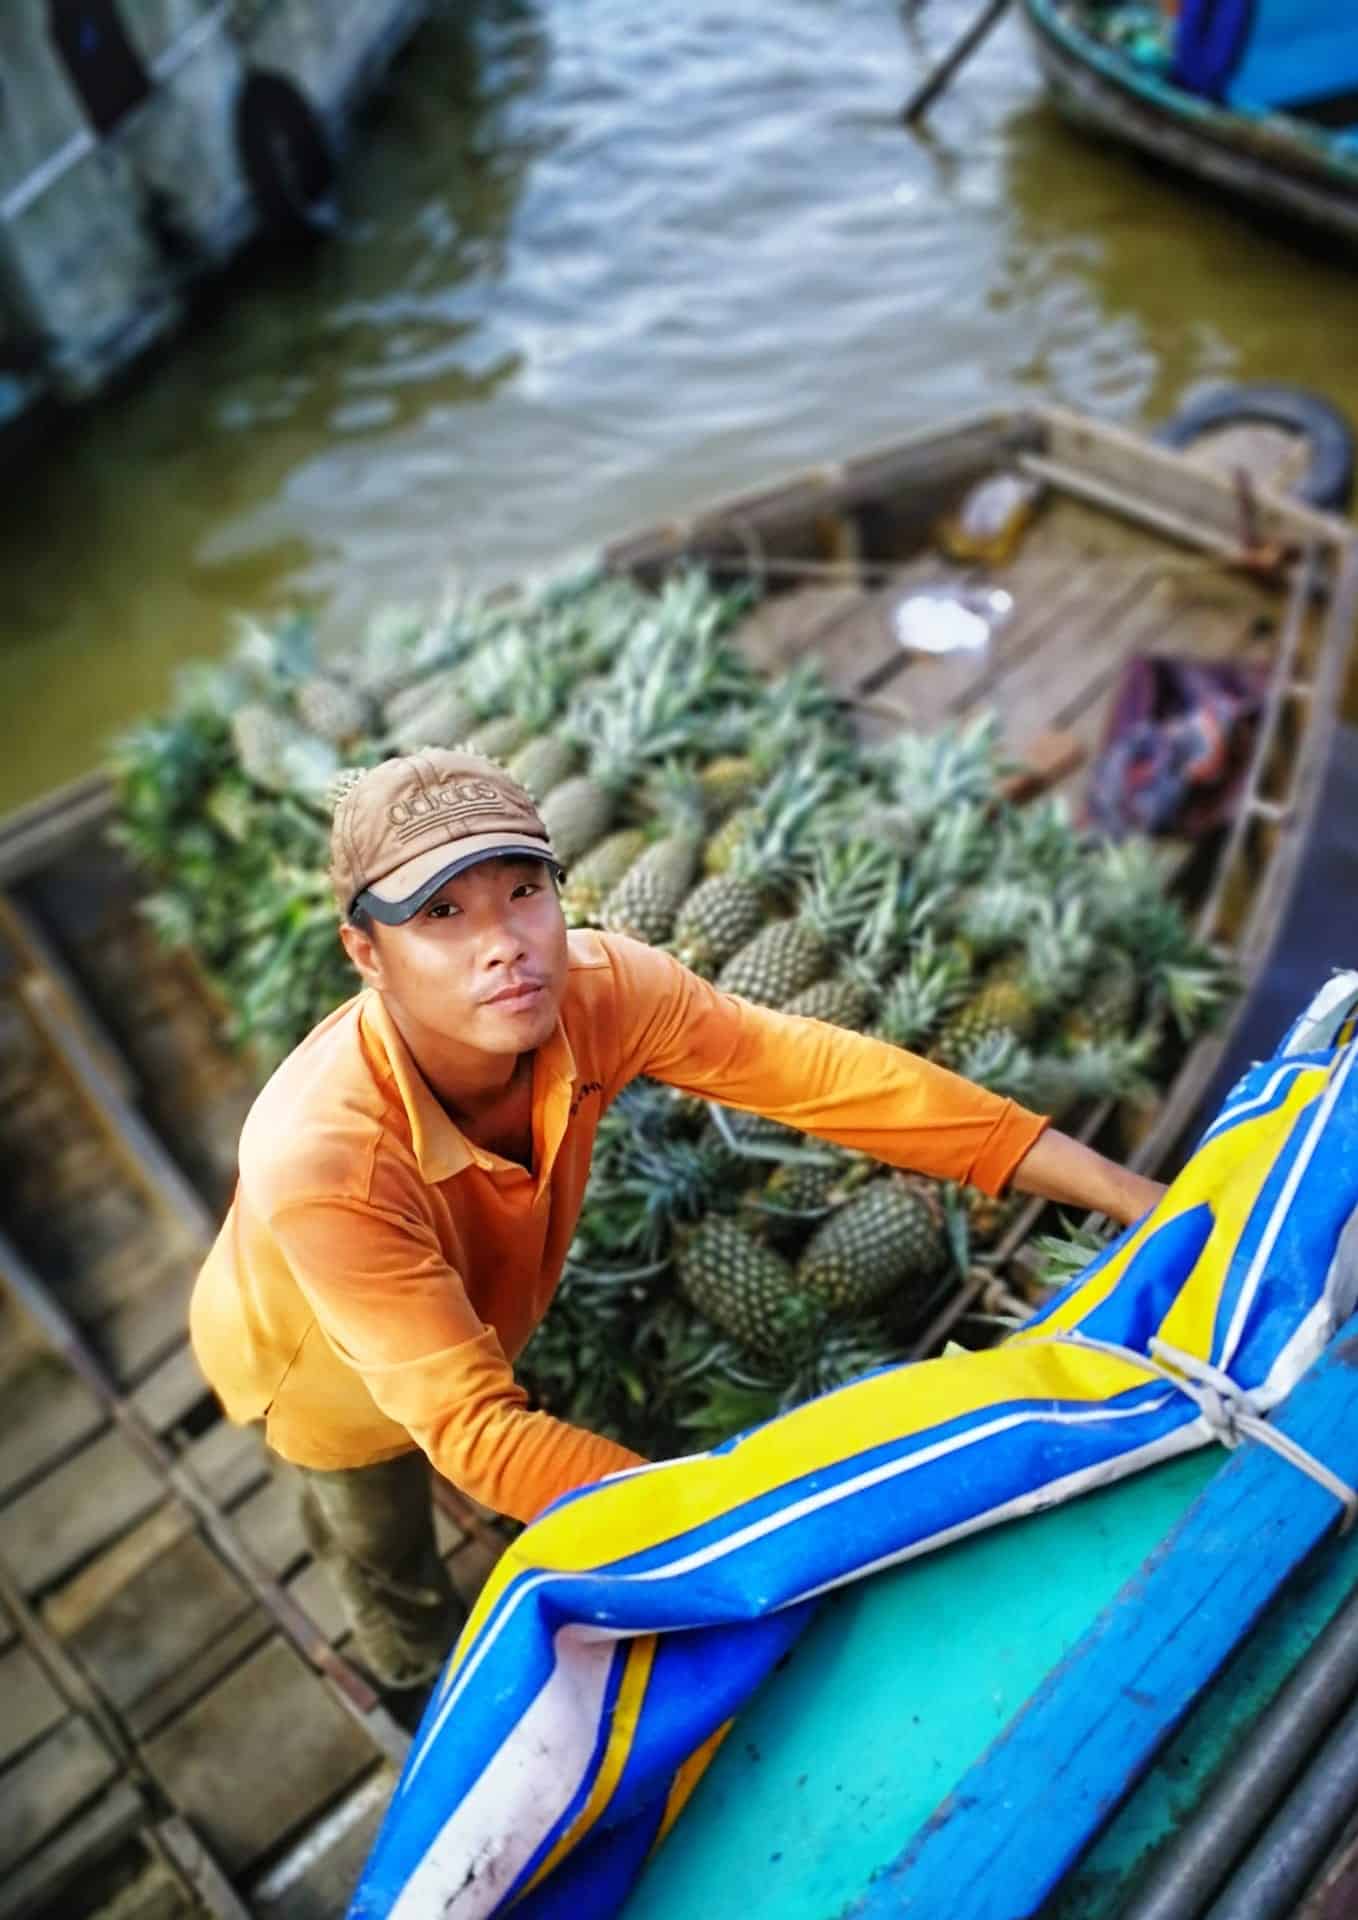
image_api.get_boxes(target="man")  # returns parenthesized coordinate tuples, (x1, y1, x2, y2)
(191, 748, 1165, 1690)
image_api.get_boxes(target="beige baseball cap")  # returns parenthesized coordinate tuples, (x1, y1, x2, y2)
(330, 748, 561, 925)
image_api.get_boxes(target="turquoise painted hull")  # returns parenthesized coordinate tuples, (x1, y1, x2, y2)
(624, 1435, 1358, 1918)
(622, 1451, 1219, 1919)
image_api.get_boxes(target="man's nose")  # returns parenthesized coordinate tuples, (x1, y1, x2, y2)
(481, 914, 527, 967)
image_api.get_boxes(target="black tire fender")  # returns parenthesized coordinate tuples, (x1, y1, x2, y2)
(1154, 382, 1355, 513)
(235, 69, 338, 237)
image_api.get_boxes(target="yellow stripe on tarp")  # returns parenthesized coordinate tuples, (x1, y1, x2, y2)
(653, 1718, 735, 1852)
(514, 1634, 658, 1901)
(453, 1067, 1334, 1668)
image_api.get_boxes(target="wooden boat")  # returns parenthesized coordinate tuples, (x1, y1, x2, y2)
(1020, 0, 1358, 247)
(1, 403, 1355, 1917)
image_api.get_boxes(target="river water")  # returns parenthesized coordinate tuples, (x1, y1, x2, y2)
(5, 0, 1358, 813)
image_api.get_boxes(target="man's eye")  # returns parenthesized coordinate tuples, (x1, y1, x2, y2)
(512, 883, 541, 900)
(426, 901, 458, 919)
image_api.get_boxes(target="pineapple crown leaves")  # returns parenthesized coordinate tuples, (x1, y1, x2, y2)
(990, 796, 1087, 886)
(1029, 1215, 1118, 1290)
(873, 712, 1006, 834)
(231, 612, 319, 695)
(957, 879, 1050, 960)
(874, 931, 972, 1045)
(906, 799, 997, 894)
(1025, 1030, 1159, 1112)
(724, 759, 857, 887)
(795, 834, 905, 946)
(949, 1028, 1039, 1101)
(1154, 958, 1233, 1038)
(1019, 896, 1095, 1006)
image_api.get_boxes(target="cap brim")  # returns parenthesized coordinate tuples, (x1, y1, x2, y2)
(355, 835, 561, 926)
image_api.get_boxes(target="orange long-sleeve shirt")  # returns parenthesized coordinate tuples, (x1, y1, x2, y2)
(190, 932, 1047, 1523)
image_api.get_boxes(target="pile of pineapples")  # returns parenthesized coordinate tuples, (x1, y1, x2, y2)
(114, 569, 1226, 1458)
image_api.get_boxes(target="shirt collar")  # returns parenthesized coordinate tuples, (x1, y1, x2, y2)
(358, 990, 578, 1185)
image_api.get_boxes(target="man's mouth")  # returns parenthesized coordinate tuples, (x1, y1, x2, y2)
(483, 981, 546, 1007)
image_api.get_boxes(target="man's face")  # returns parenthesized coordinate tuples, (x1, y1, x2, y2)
(341, 856, 569, 1058)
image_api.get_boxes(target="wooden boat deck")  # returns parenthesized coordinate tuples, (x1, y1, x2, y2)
(0, 872, 509, 1917)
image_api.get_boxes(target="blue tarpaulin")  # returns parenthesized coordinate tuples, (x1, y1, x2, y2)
(349, 970, 1358, 1919)
(1174, 1, 1358, 114)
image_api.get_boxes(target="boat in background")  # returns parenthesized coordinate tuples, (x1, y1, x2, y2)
(0, 0, 428, 434)
(1020, 0, 1358, 246)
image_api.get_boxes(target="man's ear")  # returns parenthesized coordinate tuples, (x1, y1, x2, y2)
(340, 919, 384, 990)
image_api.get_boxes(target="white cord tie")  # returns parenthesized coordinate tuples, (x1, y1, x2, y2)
(1045, 1330, 1358, 1534)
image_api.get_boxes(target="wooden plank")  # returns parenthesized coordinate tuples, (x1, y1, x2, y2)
(141, 1637, 376, 1874)
(0, 1778, 145, 1920)
(0, 1428, 165, 1594)
(0, 1715, 118, 1875)
(97, 1265, 196, 1387)
(0, 1642, 66, 1764)
(126, 1611, 272, 1744)
(42, 1504, 192, 1640)
(729, 584, 865, 676)
(130, 1342, 211, 1435)
(0, 1352, 104, 1502)
(250, 1767, 396, 1920)
(232, 1473, 309, 1579)
(285, 1558, 349, 1646)
(67, 1534, 254, 1715)
(17, 976, 217, 1252)
(857, 1315, 1358, 1920)
(179, 1418, 269, 1509)
(0, 776, 116, 890)
(0, 888, 137, 1101)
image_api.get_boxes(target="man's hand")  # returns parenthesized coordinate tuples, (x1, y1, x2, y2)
(1010, 1128, 1167, 1228)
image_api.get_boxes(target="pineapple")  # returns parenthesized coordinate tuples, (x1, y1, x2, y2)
(961, 1183, 1016, 1251)
(231, 703, 294, 791)
(601, 772, 707, 946)
(697, 755, 757, 820)
(693, 661, 851, 825)
(781, 975, 872, 1031)
(467, 713, 530, 761)
(293, 674, 373, 746)
(873, 714, 1004, 855)
(872, 934, 972, 1053)
(231, 704, 339, 800)
(559, 828, 648, 927)
(674, 762, 841, 978)
(387, 677, 479, 752)
(678, 1218, 817, 1357)
(717, 839, 900, 1010)
(508, 734, 579, 801)
(795, 1174, 951, 1316)
(1061, 947, 1141, 1053)
(934, 900, 1092, 1071)
(543, 606, 747, 864)
(763, 1147, 868, 1218)
(540, 771, 618, 866)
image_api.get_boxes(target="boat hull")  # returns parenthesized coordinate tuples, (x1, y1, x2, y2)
(1020, 0, 1358, 246)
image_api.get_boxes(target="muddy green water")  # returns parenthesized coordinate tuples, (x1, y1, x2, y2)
(5, 0, 1358, 813)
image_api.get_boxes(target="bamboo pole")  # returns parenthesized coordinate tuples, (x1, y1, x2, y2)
(901, 0, 1013, 124)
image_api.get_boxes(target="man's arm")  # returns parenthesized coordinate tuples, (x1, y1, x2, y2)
(270, 1196, 644, 1524)
(1009, 1128, 1166, 1227)
(604, 935, 1161, 1218)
